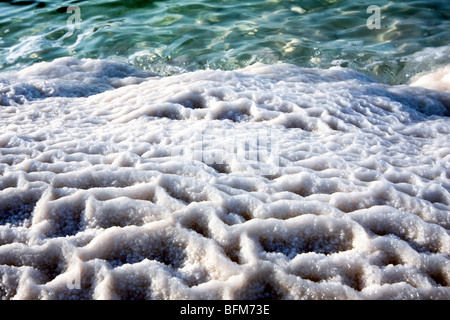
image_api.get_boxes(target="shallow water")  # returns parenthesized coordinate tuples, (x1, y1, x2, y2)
(0, 0, 449, 84)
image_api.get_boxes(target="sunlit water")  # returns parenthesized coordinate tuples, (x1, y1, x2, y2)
(0, 0, 449, 83)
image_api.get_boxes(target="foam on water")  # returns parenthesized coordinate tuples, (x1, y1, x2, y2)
(0, 58, 449, 300)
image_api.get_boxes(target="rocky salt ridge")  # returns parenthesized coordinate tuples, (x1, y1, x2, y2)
(0, 57, 449, 300)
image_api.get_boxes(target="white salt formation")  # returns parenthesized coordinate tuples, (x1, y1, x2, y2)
(410, 66, 450, 92)
(0, 58, 449, 300)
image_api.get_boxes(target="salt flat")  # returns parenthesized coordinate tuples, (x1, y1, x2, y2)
(0, 58, 449, 299)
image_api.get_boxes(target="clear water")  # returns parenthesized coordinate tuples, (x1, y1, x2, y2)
(0, 0, 449, 83)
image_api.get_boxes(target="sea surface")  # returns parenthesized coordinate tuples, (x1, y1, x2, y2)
(1, 0, 449, 83)
(0, 0, 449, 300)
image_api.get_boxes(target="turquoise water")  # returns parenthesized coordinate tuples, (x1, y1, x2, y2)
(0, 0, 449, 84)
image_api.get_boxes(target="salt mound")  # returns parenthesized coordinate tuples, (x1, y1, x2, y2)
(410, 66, 450, 92)
(0, 57, 156, 105)
(0, 58, 449, 300)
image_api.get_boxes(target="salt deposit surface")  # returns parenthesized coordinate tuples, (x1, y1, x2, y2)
(410, 66, 450, 92)
(0, 58, 449, 300)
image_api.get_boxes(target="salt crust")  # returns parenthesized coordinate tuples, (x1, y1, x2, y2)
(0, 58, 449, 300)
